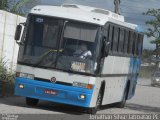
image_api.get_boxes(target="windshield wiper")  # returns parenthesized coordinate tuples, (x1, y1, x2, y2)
(33, 49, 63, 67)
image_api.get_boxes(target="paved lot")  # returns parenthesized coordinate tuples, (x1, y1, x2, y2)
(0, 78, 160, 119)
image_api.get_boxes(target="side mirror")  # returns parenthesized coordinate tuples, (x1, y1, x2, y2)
(102, 37, 110, 57)
(15, 24, 22, 41)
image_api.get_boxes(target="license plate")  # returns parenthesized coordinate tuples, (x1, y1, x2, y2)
(44, 89, 57, 95)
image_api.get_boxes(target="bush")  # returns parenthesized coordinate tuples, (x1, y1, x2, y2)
(0, 60, 15, 97)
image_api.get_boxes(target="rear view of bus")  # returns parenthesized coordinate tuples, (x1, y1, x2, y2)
(14, 4, 144, 114)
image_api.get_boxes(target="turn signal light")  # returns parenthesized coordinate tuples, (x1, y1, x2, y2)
(87, 84, 93, 89)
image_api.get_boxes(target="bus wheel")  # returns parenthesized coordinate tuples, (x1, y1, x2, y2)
(26, 97, 39, 106)
(116, 86, 128, 108)
(88, 89, 102, 114)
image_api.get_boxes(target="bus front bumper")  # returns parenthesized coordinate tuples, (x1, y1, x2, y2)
(14, 77, 94, 108)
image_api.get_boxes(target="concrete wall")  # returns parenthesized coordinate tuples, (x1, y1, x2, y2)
(0, 10, 26, 71)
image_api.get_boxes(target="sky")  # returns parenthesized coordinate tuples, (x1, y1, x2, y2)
(35, 0, 160, 49)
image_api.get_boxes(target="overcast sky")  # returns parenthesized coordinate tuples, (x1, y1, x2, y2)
(37, 0, 160, 49)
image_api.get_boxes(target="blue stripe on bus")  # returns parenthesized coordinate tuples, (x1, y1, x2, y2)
(129, 58, 141, 75)
(14, 77, 94, 108)
(127, 57, 141, 99)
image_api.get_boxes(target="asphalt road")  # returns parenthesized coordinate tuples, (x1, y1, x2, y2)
(0, 78, 160, 120)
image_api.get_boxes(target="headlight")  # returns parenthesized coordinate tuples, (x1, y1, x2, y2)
(16, 72, 34, 79)
(80, 94, 86, 99)
(19, 73, 28, 78)
(156, 78, 160, 81)
(27, 74, 35, 79)
(73, 82, 93, 89)
(73, 82, 87, 88)
(19, 84, 25, 89)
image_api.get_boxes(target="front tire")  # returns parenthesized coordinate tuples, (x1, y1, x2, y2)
(26, 97, 39, 106)
(88, 89, 102, 114)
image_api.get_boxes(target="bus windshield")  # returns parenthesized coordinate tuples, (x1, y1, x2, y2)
(18, 15, 100, 75)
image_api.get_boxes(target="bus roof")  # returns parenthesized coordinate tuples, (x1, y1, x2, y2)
(30, 4, 138, 30)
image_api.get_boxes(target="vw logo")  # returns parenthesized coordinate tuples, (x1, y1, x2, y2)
(50, 77, 56, 83)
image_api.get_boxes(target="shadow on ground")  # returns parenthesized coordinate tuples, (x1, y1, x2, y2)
(0, 96, 111, 115)
(126, 103, 160, 113)
(0, 97, 103, 115)
(0, 96, 85, 115)
(0, 96, 160, 114)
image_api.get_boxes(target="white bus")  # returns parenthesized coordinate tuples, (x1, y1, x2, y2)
(14, 4, 144, 114)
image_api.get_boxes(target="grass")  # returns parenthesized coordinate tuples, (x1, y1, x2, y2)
(0, 60, 15, 97)
(139, 66, 156, 79)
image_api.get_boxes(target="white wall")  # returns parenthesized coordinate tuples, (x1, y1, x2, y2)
(0, 10, 26, 71)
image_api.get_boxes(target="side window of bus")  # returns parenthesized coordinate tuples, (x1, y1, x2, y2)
(137, 34, 143, 57)
(132, 32, 137, 56)
(128, 31, 134, 55)
(112, 26, 119, 53)
(103, 24, 109, 38)
(136, 34, 140, 57)
(133, 33, 138, 56)
(127, 31, 131, 54)
(118, 28, 125, 53)
(108, 25, 114, 52)
(106, 23, 143, 57)
(140, 35, 143, 56)
(124, 29, 129, 54)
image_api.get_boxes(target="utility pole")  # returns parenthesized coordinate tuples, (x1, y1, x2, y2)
(114, 0, 121, 15)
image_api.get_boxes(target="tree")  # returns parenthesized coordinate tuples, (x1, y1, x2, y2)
(10, 0, 37, 15)
(143, 9, 160, 68)
(0, 0, 8, 10)
(142, 49, 153, 61)
(0, 0, 35, 16)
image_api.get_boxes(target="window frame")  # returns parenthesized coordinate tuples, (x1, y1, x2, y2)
(118, 28, 125, 54)
(103, 22, 143, 58)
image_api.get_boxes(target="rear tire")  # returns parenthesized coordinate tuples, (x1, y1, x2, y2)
(88, 88, 103, 114)
(116, 86, 128, 108)
(26, 97, 39, 106)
